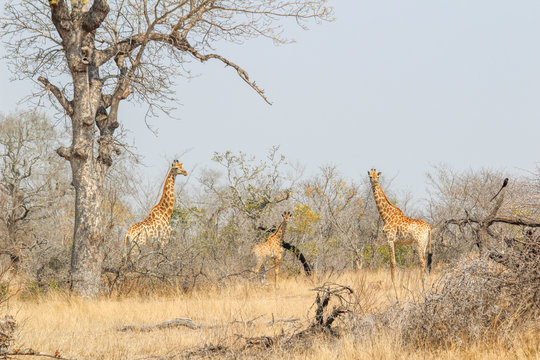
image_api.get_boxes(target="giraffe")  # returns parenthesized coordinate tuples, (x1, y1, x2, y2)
(368, 169, 432, 282)
(124, 160, 187, 258)
(252, 211, 292, 282)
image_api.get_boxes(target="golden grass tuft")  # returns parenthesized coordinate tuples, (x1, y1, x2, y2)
(3, 269, 539, 359)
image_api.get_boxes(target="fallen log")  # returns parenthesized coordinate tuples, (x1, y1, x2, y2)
(118, 317, 201, 332)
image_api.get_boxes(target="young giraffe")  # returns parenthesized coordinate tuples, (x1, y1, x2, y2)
(252, 211, 292, 282)
(124, 160, 187, 258)
(368, 169, 432, 282)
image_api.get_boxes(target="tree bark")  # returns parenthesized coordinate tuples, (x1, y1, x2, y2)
(43, 0, 113, 297)
(66, 57, 111, 295)
(69, 159, 106, 296)
(58, 18, 110, 294)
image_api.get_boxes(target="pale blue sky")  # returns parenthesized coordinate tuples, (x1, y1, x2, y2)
(1, 1, 539, 204)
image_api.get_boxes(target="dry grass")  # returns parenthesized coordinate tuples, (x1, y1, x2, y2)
(3, 268, 539, 359)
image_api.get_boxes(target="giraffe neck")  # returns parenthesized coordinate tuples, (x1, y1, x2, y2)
(150, 169, 176, 221)
(268, 218, 288, 245)
(370, 180, 401, 223)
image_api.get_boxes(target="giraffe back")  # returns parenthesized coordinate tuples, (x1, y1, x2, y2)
(252, 233, 284, 259)
(252, 211, 291, 261)
(390, 215, 431, 245)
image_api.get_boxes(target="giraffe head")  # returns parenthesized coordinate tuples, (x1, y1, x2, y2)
(282, 211, 292, 221)
(367, 169, 381, 184)
(171, 160, 188, 177)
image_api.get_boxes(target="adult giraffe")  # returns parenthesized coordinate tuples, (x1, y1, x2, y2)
(368, 169, 432, 282)
(124, 160, 187, 258)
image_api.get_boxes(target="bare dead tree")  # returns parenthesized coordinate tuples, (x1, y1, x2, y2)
(1, 0, 333, 297)
(444, 178, 540, 256)
(426, 166, 535, 261)
(236, 282, 354, 352)
(0, 112, 70, 270)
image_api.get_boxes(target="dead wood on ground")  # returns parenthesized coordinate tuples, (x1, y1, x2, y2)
(118, 318, 201, 332)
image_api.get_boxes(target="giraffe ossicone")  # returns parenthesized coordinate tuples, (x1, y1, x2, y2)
(124, 160, 187, 259)
(368, 169, 432, 282)
(252, 211, 292, 283)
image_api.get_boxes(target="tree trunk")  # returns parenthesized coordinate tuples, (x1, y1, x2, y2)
(49, 6, 115, 296)
(32, 0, 120, 297)
(476, 226, 488, 256)
(67, 67, 108, 297)
(70, 160, 106, 297)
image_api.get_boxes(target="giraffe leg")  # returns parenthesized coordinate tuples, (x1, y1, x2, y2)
(416, 243, 426, 274)
(254, 256, 263, 274)
(274, 256, 280, 285)
(415, 242, 427, 287)
(253, 254, 267, 283)
(387, 241, 397, 283)
(387, 241, 399, 299)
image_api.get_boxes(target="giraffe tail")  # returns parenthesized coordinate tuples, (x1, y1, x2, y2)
(426, 228, 433, 273)
(282, 242, 312, 277)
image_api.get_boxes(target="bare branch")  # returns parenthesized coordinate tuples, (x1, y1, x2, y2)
(96, 34, 272, 105)
(184, 42, 272, 104)
(82, 0, 110, 33)
(488, 217, 540, 228)
(37, 77, 73, 116)
(56, 146, 72, 161)
(48, 0, 71, 36)
(12, 204, 30, 223)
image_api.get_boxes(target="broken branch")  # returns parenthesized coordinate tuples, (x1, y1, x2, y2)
(37, 77, 73, 116)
